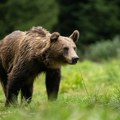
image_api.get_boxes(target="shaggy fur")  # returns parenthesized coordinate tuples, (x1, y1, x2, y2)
(0, 26, 79, 106)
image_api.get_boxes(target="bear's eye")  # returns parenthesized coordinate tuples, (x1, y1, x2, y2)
(73, 47, 76, 51)
(63, 47, 69, 53)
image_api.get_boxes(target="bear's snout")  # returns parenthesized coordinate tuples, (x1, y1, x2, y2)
(71, 57, 79, 64)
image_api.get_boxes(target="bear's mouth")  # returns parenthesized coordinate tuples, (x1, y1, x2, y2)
(64, 59, 78, 65)
(70, 61, 78, 64)
(68, 61, 78, 65)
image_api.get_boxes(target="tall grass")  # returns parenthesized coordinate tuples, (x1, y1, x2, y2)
(0, 59, 120, 120)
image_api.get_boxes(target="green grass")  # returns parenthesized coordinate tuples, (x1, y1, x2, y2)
(0, 59, 120, 120)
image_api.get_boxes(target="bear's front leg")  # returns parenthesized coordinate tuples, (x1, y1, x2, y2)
(46, 68, 61, 101)
(21, 80, 34, 104)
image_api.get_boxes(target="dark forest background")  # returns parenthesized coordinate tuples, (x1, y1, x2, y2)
(0, 0, 120, 59)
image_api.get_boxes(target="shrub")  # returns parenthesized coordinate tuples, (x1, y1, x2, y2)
(85, 36, 120, 61)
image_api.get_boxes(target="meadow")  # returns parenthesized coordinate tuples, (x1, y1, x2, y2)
(0, 58, 120, 120)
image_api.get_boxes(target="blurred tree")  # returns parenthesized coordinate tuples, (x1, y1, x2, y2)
(55, 0, 80, 36)
(56, 0, 120, 46)
(0, 0, 58, 39)
(1, 0, 120, 47)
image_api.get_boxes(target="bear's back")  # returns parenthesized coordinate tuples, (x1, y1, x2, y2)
(0, 31, 26, 72)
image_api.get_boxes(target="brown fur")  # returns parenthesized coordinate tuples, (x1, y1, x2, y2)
(0, 26, 79, 106)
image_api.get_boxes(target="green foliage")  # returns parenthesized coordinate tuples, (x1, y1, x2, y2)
(0, 0, 58, 39)
(85, 36, 120, 61)
(0, 59, 120, 120)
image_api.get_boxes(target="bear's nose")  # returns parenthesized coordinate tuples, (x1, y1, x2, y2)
(71, 57, 79, 64)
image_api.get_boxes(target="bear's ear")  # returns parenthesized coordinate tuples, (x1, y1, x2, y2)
(50, 32, 60, 42)
(70, 30, 80, 43)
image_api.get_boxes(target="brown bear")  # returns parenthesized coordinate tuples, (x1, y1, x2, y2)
(0, 26, 79, 106)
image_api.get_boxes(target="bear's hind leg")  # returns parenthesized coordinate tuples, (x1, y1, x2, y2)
(0, 64, 8, 97)
(5, 78, 21, 106)
(46, 68, 61, 101)
(5, 60, 33, 106)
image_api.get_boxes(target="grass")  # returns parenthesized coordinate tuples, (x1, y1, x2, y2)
(0, 58, 120, 120)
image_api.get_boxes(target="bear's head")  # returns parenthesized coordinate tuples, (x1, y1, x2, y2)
(46, 30, 80, 68)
